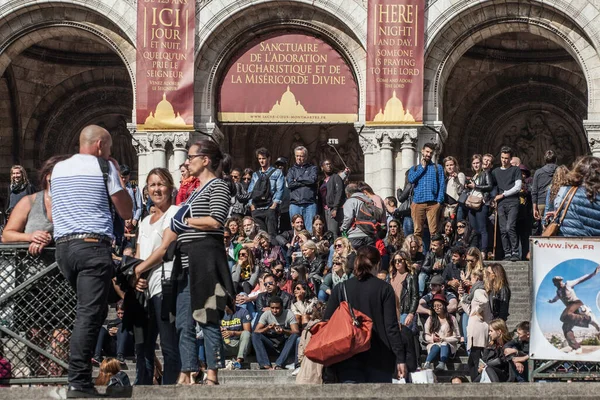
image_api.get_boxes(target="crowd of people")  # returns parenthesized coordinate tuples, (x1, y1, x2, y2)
(2, 126, 600, 396)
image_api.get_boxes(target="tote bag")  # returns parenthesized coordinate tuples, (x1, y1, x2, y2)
(304, 283, 373, 366)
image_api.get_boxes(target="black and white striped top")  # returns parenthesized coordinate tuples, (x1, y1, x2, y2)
(177, 178, 231, 267)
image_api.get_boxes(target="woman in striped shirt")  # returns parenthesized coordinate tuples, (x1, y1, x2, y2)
(169, 140, 236, 385)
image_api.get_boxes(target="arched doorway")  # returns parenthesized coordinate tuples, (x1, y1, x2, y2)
(422, 0, 600, 169)
(0, 3, 136, 194)
(194, 2, 366, 178)
(442, 31, 587, 169)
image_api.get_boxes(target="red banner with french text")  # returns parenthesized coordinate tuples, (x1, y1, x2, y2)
(136, 0, 194, 131)
(366, 0, 424, 124)
(218, 33, 358, 123)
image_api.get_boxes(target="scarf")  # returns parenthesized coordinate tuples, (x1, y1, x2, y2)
(465, 280, 484, 304)
(332, 271, 348, 287)
(10, 180, 26, 193)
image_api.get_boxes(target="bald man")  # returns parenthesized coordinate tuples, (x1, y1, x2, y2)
(51, 125, 132, 397)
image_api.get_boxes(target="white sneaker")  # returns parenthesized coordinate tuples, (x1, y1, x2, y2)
(285, 363, 295, 370)
(570, 348, 583, 355)
(291, 367, 300, 376)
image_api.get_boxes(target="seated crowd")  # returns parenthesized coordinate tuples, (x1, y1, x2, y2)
(8, 141, 600, 386)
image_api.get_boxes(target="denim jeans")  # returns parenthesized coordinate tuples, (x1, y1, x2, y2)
(94, 325, 133, 358)
(461, 312, 469, 339)
(426, 344, 450, 363)
(317, 290, 329, 302)
(251, 332, 299, 368)
(289, 203, 317, 233)
(418, 272, 429, 295)
(468, 205, 489, 252)
(402, 216, 414, 236)
(135, 295, 181, 385)
(56, 240, 112, 389)
(175, 271, 199, 372)
(400, 313, 417, 334)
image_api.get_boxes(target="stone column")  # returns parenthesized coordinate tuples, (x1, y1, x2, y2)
(148, 133, 167, 169)
(584, 120, 600, 157)
(172, 132, 190, 186)
(376, 132, 394, 198)
(399, 129, 418, 188)
(136, 137, 150, 188)
(359, 130, 377, 189)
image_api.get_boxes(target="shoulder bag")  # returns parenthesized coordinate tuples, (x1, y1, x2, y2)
(542, 186, 577, 237)
(304, 282, 373, 366)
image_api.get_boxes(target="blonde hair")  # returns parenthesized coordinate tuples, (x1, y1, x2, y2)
(389, 250, 414, 277)
(96, 358, 121, 385)
(402, 234, 423, 254)
(333, 237, 353, 257)
(10, 165, 29, 184)
(489, 319, 511, 347)
(485, 263, 510, 293)
(465, 247, 484, 276)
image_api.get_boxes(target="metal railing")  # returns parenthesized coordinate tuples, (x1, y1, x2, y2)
(0, 244, 75, 385)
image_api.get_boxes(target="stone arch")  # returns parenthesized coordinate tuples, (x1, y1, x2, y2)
(423, 0, 600, 122)
(0, 4, 136, 107)
(0, 0, 136, 44)
(194, 2, 366, 124)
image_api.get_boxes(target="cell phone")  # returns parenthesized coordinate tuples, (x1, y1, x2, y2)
(293, 251, 303, 258)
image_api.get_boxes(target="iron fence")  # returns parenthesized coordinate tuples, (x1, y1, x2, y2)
(0, 244, 75, 385)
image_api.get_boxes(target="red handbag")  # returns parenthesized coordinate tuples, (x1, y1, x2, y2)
(304, 283, 373, 366)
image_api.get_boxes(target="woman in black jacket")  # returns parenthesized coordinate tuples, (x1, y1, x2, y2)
(485, 263, 511, 321)
(324, 246, 409, 383)
(389, 250, 418, 333)
(465, 154, 493, 256)
(475, 319, 511, 382)
(396, 171, 414, 236)
(453, 220, 481, 250)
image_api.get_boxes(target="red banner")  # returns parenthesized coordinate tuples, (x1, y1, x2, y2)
(218, 33, 358, 123)
(366, 0, 424, 124)
(136, 0, 194, 131)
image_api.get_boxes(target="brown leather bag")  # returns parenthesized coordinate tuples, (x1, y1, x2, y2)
(304, 283, 373, 366)
(542, 187, 577, 237)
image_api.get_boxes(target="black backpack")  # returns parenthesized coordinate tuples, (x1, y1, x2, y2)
(352, 197, 384, 237)
(251, 169, 276, 208)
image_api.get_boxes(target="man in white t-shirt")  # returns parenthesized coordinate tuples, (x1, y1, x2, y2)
(52, 125, 132, 398)
(251, 296, 300, 369)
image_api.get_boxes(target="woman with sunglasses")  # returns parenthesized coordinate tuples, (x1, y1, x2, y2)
(318, 255, 350, 301)
(241, 168, 253, 191)
(329, 237, 356, 275)
(464, 154, 493, 256)
(389, 250, 418, 331)
(401, 234, 425, 274)
(291, 281, 318, 329)
(232, 248, 260, 295)
(453, 219, 480, 249)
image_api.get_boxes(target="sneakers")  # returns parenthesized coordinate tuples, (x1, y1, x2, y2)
(435, 362, 448, 371)
(232, 361, 242, 370)
(291, 367, 301, 376)
(510, 254, 520, 262)
(422, 361, 432, 370)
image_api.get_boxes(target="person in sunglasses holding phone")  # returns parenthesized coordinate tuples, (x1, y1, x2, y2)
(255, 273, 294, 313)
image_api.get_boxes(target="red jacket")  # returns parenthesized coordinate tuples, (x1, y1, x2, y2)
(176, 177, 200, 205)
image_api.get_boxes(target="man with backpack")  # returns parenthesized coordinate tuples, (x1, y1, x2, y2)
(408, 143, 446, 241)
(248, 148, 285, 236)
(341, 182, 385, 249)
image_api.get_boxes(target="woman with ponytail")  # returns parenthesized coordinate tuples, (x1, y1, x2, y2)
(136, 139, 236, 385)
(323, 246, 410, 383)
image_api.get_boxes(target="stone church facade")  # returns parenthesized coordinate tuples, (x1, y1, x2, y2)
(1, 0, 600, 202)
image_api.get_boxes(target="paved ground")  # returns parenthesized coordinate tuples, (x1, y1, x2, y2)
(3, 383, 600, 399)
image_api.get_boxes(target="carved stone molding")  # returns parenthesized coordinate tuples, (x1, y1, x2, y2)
(358, 133, 377, 153)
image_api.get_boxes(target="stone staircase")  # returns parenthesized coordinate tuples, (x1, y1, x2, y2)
(96, 261, 532, 385)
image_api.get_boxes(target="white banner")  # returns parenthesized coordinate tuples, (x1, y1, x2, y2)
(531, 237, 600, 361)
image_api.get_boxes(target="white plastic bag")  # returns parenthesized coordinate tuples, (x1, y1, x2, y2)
(410, 369, 436, 384)
(480, 367, 492, 383)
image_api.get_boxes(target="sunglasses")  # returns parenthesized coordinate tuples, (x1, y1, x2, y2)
(242, 177, 251, 181)
(274, 269, 284, 273)
(389, 225, 398, 228)
(295, 286, 304, 291)
(457, 224, 466, 228)
(231, 175, 240, 178)
(394, 259, 404, 263)
(466, 258, 476, 263)
(333, 262, 343, 266)
(239, 253, 248, 257)
(334, 244, 343, 248)
(264, 281, 275, 286)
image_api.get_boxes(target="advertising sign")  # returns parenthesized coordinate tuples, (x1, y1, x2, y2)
(366, 0, 424, 124)
(136, 0, 194, 131)
(531, 237, 600, 361)
(218, 33, 358, 123)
